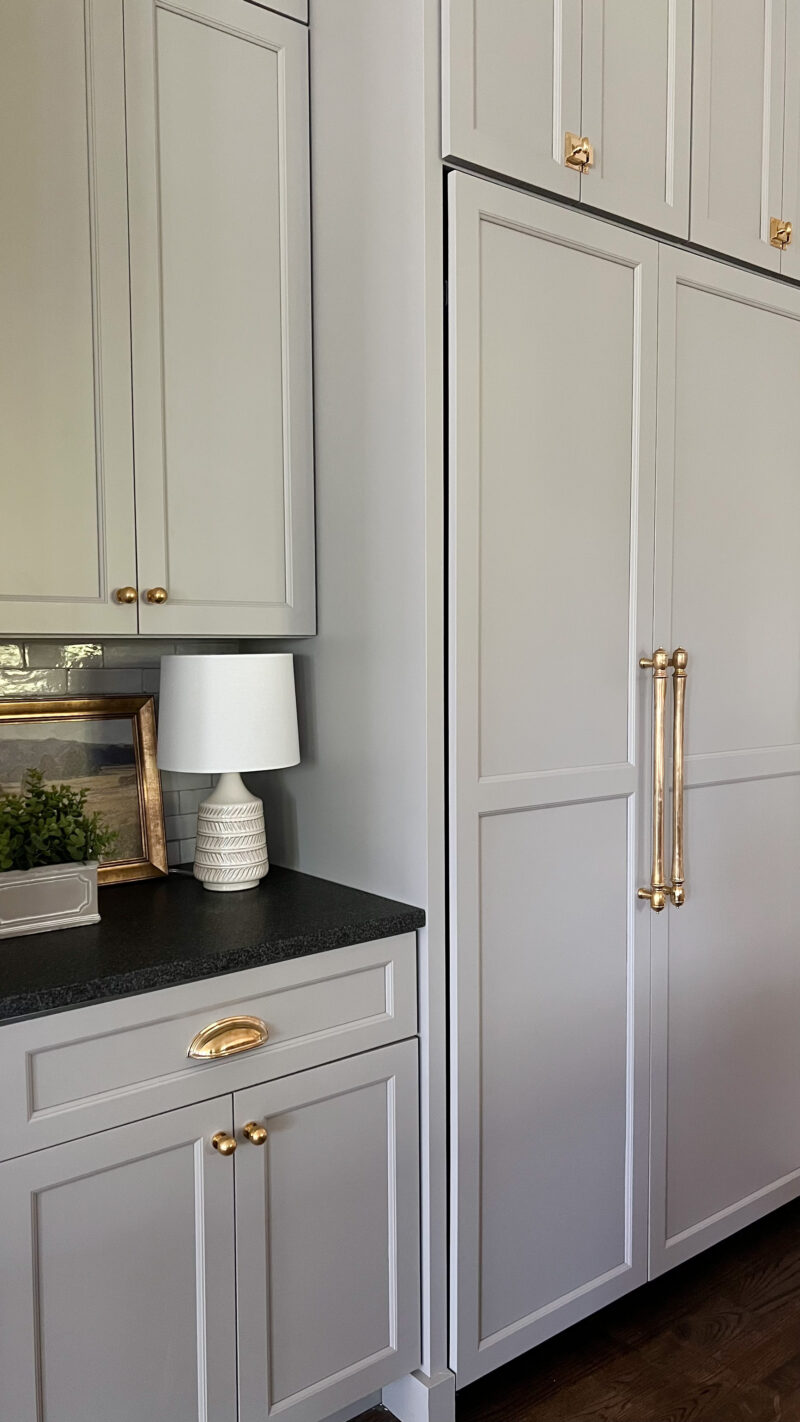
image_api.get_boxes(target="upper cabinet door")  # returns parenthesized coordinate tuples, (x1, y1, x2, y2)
(0, 1098, 237, 1422)
(442, 0, 582, 199)
(125, 0, 315, 637)
(778, 0, 800, 277)
(0, 0, 137, 636)
(691, 0, 785, 270)
(580, 0, 692, 236)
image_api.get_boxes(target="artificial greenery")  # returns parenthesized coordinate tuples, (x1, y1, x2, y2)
(0, 769, 117, 872)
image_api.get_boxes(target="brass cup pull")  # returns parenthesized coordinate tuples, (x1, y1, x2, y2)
(188, 1015, 269, 1060)
(212, 1132, 237, 1156)
(565, 131, 594, 173)
(146, 586, 168, 604)
(115, 586, 138, 604)
(243, 1121, 268, 1146)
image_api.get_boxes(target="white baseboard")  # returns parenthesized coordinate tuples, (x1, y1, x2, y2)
(382, 1369, 456, 1422)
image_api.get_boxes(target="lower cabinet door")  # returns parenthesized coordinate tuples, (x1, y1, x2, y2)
(234, 1040, 421, 1422)
(0, 1098, 238, 1422)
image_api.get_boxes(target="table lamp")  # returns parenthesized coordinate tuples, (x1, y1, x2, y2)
(157, 653, 300, 891)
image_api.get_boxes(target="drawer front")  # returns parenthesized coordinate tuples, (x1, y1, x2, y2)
(0, 935, 416, 1160)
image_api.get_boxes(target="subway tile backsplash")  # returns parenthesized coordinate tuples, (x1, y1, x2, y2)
(0, 639, 239, 868)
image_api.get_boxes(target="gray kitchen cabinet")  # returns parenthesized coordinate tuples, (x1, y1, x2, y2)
(448, 165, 800, 1388)
(125, 0, 315, 636)
(690, 0, 800, 274)
(447, 173, 656, 1385)
(443, 0, 692, 237)
(0, 0, 138, 636)
(235, 1041, 420, 1422)
(579, 0, 692, 234)
(778, 0, 800, 278)
(0, 1096, 239, 1422)
(443, 0, 582, 201)
(0, 0, 315, 639)
(690, 0, 785, 270)
(0, 943, 421, 1422)
(649, 248, 800, 1276)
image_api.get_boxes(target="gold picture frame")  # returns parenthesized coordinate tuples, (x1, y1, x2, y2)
(0, 696, 168, 885)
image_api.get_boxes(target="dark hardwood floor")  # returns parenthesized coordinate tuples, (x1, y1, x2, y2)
(358, 1196, 800, 1422)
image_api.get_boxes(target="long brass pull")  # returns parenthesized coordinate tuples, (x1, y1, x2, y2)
(638, 650, 669, 912)
(669, 649, 688, 907)
(188, 1015, 269, 1060)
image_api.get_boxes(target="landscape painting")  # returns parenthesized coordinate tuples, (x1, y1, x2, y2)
(0, 697, 167, 883)
(0, 718, 143, 861)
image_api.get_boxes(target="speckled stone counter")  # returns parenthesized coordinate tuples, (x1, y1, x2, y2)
(0, 866, 425, 1023)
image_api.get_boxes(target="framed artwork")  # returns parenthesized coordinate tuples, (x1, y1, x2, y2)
(0, 696, 167, 884)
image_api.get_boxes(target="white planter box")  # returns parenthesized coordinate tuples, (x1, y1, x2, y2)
(0, 862, 100, 940)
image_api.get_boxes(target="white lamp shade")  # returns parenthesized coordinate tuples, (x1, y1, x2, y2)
(157, 653, 300, 774)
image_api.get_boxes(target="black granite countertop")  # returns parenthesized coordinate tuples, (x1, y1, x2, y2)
(0, 866, 425, 1024)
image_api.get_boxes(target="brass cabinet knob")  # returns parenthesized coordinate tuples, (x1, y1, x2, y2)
(145, 586, 168, 604)
(115, 586, 138, 604)
(243, 1121, 268, 1147)
(212, 1131, 237, 1156)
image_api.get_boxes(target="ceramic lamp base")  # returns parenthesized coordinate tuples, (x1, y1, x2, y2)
(193, 772, 269, 892)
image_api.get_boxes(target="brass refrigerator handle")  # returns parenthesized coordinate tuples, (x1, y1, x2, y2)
(669, 649, 688, 907)
(638, 650, 670, 912)
(638, 647, 689, 912)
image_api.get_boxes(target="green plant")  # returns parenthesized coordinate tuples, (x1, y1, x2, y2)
(0, 769, 117, 872)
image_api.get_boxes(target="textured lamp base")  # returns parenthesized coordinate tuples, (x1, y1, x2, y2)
(193, 773, 269, 892)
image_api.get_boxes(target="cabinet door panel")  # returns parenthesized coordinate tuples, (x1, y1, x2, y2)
(0, 0, 137, 634)
(580, 0, 691, 235)
(235, 1042, 420, 1422)
(448, 174, 656, 1384)
(690, 0, 785, 269)
(779, 0, 800, 277)
(443, 0, 582, 199)
(0, 1098, 237, 1422)
(125, 0, 315, 636)
(651, 250, 800, 1275)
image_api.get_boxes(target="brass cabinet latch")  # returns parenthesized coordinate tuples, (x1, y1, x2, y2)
(770, 217, 793, 249)
(564, 132, 594, 174)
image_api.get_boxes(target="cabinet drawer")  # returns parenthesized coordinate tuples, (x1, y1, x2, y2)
(0, 934, 416, 1160)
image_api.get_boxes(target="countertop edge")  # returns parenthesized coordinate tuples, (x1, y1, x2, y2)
(0, 906, 425, 1026)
